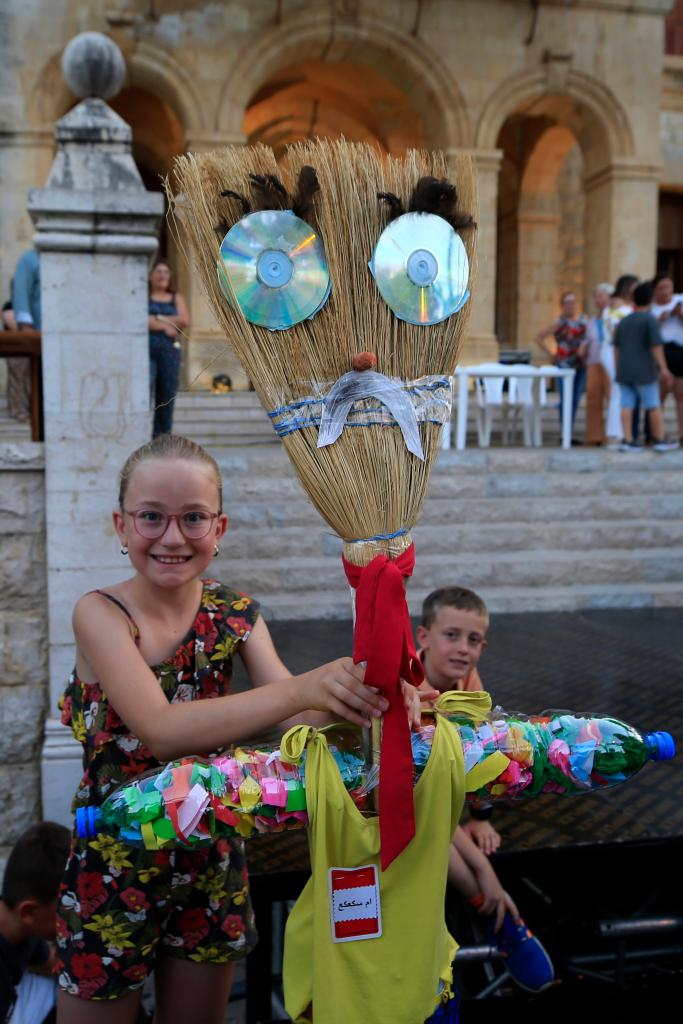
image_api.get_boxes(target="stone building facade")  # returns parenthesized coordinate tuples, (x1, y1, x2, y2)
(2, 0, 683, 387)
(2, 0, 683, 853)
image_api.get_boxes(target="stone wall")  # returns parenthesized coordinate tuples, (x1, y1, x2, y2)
(0, 442, 47, 863)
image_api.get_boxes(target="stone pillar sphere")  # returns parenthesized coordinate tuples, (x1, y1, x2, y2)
(62, 32, 126, 100)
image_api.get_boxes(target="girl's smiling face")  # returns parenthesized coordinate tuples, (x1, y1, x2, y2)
(114, 457, 227, 586)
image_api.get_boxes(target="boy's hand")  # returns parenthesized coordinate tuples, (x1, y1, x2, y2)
(417, 680, 441, 701)
(476, 877, 521, 933)
(400, 680, 435, 730)
(661, 367, 674, 389)
(463, 818, 502, 856)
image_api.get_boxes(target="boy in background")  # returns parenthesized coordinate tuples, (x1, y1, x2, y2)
(0, 822, 70, 1023)
(417, 586, 554, 993)
(614, 281, 678, 451)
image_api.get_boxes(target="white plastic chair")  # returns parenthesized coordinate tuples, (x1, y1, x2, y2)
(474, 369, 507, 447)
(507, 374, 547, 446)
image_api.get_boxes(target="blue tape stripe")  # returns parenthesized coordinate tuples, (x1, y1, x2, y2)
(347, 527, 409, 544)
(271, 417, 444, 438)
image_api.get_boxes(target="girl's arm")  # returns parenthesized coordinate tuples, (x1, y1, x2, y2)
(73, 596, 387, 760)
(241, 618, 425, 730)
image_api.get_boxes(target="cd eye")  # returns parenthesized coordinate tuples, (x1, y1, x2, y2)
(217, 210, 331, 331)
(369, 212, 470, 326)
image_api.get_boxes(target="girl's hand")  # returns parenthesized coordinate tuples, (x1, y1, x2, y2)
(298, 658, 388, 728)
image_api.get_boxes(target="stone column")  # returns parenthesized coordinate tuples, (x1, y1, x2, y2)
(446, 148, 502, 365)
(516, 195, 561, 358)
(583, 159, 661, 289)
(29, 33, 163, 825)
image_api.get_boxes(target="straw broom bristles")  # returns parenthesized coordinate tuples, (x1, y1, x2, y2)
(168, 140, 477, 566)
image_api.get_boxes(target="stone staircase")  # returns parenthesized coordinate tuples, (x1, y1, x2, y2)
(212, 444, 683, 619)
(174, 391, 277, 447)
(2, 389, 681, 618)
(172, 388, 681, 449)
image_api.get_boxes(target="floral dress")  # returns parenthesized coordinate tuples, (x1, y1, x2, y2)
(56, 580, 260, 1001)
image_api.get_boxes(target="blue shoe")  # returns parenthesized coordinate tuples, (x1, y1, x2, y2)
(489, 912, 555, 993)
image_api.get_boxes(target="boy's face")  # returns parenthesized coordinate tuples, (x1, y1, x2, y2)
(19, 898, 59, 939)
(416, 605, 488, 690)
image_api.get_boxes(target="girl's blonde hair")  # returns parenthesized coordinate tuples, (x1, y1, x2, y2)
(118, 434, 223, 510)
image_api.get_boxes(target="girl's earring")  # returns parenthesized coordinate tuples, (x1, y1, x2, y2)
(120, 546, 128, 556)
(214, 545, 220, 558)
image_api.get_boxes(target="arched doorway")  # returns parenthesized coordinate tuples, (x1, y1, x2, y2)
(495, 104, 584, 352)
(476, 69, 640, 358)
(109, 86, 185, 258)
(244, 58, 426, 156)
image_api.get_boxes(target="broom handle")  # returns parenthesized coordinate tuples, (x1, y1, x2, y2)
(371, 716, 381, 814)
(350, 585, 379, 812)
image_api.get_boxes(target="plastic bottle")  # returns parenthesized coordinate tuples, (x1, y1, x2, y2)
(75, 710, 675, 850)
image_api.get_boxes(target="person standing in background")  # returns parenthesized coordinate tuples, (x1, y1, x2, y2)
(535, 291, 588, 444)
(583, 283, 615, 446)
(651, 273, 683, 446)
(8, 249, 41, 422)
(148, 259, 190, 437)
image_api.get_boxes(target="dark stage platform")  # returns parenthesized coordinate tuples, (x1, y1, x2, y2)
(234, 608, 683, 1020)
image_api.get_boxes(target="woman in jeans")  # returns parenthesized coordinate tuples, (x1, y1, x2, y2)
(535, 290, 588, 444)
(148, 259, 190, 437)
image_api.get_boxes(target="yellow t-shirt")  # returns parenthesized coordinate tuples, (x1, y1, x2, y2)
(281, 711, 464, 1024)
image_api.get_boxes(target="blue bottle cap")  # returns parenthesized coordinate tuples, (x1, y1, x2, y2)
(644, 731, 676, 761)
(75, 806, 99, 838)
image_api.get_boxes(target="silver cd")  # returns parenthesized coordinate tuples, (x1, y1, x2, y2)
(369, 212, 469, 326)
(217, 210, 330, 331)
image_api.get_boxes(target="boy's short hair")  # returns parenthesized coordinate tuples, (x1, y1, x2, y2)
(421, 587, 489, 628)
(613, 274, 639, 300)
(1, 822, 70, 908)
(632, 281, 653, 307)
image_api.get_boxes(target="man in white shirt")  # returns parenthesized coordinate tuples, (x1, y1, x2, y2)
(651, 274, 683, 445)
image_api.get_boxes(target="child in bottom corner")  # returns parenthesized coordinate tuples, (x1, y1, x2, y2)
(417, 586, 555, 994)
(55, 433, 394, 1024)
(0, 822, 71, 1024)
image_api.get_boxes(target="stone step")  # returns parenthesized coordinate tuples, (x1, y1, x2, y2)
(172, 388, 681, 440)
(224, 491, 683, 530)
(175, 391, 267, 410)
(221, 519, 683, 559)
(208, 445, 683, 479)
(215, 546, 683, 598)
(254, 580, 683, 621)
(220, 464, 683, 502)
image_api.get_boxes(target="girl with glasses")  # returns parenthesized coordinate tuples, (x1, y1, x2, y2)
(55, 433, 393, 1024)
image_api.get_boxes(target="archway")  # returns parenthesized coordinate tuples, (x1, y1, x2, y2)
(496, 112, 583, 351)
(218, 8, 469, 152)
(108, 86, 185, 258)
(477, 70, 634, 353)
(243, 58, 426, 156)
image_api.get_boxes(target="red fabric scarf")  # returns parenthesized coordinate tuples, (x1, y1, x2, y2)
(342, 544, 424, 869)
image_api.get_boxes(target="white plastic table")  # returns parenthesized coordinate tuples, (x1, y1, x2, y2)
(450, 363, 576, 450)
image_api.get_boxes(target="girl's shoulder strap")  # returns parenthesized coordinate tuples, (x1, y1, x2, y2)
(90, 589, 141, 644)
